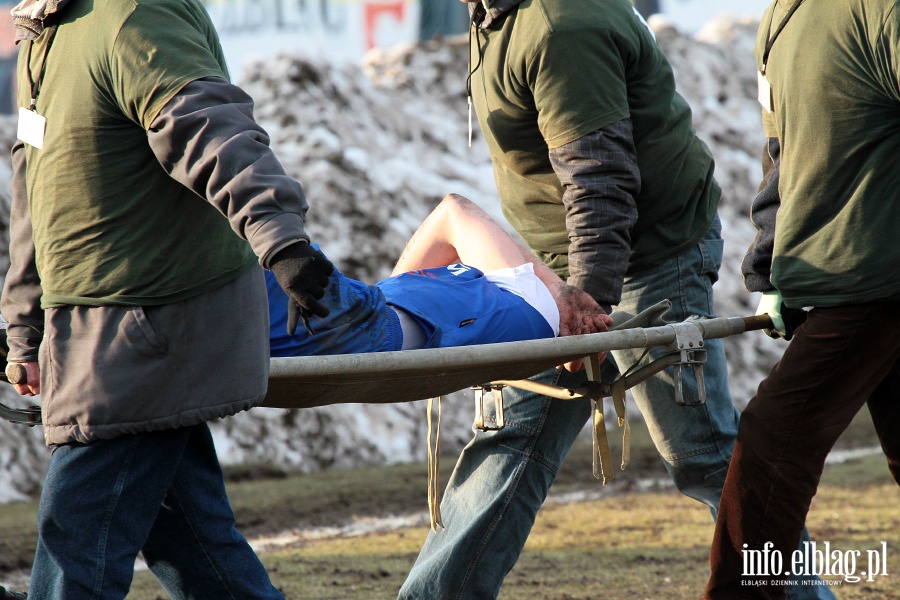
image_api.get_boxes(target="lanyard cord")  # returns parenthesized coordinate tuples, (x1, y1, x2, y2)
(761, 0, 806, 75)
(466, 10, 485, 148)
(25, 23, 60, 111)
(465, 9, 485, 101)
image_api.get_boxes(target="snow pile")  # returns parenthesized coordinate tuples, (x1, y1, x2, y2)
(0, 16, 786, 501)
(238, 36, 498, 282)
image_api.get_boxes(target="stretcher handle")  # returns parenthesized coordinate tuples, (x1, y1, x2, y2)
(742, 314, 774, 332)
(0, 366, 42, 426)
(4, 363, 28, 385)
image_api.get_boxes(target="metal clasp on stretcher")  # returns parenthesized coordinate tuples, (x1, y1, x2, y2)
(471, 318, 714, 483)
(668, 319, 708, 407)
(473, 385, 505, 431)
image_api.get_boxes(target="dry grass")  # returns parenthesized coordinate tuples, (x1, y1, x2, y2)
(3, 410, 898, 599)
(124, 470, 900, 599)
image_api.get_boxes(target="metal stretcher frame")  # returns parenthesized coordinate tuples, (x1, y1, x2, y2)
(262, 302, 770, 408)
(260, 301, 772, 495)
(0, 303, 772, 426)
(0, 302, 772, 531)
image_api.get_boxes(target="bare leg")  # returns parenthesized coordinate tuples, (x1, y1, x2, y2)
(392, 194, 612, 340)
(391, 194, 528, 276)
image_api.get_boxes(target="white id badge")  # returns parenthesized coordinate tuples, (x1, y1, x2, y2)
(757, 71, 773, 113)
(17, 107, 47, 149)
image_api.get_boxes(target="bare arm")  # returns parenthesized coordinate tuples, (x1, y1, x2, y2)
(392, 193, 525, 275)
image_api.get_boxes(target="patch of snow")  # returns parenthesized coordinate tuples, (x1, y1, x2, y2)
(824, 446, 882, 465)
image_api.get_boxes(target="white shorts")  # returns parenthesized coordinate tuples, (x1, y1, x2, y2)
(484, 263, 560, 337)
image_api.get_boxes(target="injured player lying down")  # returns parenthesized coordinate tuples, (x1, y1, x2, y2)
(267, 194, 613, 356)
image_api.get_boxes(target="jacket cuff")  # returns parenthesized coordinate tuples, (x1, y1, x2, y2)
(743, 272, 776, 294)
(251, 213, 311, 268)
(6, 326, 42, 363)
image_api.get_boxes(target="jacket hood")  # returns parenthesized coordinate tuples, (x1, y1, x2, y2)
(11, 0, 72, 42)
(472, 0, 525, 29)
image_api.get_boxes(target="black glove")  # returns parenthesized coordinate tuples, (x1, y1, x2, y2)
(269, 242, 334, 335)
(781, 304, 808, 341)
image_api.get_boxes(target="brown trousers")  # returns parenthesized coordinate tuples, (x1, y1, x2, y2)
(705, 301, 900, 599)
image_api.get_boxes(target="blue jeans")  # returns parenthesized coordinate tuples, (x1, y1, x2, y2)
(29, 423, 283, 600)
(398, 219, 834, 600)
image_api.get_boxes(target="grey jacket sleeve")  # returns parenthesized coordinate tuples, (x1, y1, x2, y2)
(1, 140, 44, 362)
(741, 137, 781, 293)
(548, 119, 640, 311)
(148, 77, 310, 268)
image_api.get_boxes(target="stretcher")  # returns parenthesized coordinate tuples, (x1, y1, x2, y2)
(264, 301, 768, 528)
(262, 300, 765, 408)
(0, 303, 771, 527)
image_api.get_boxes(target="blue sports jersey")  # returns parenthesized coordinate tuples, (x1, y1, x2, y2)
(376, 264, 554, 348)
(267, 258, 554, 357)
